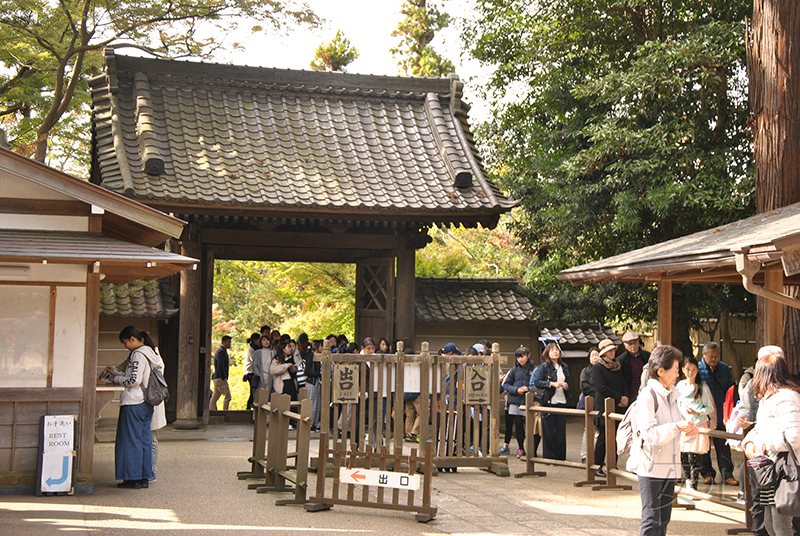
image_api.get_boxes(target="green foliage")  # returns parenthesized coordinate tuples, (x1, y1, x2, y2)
(416, 218, 531, 279)
(212, 260, 355, 343)
(391, 0, 454, 76)
(0, 0, 319, 165)
(310, 30, 360, 72)
(465, 0, 755, 328)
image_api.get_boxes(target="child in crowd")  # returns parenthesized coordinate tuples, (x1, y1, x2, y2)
(501, 347, 534, 457)
(676, 355, 714, 490)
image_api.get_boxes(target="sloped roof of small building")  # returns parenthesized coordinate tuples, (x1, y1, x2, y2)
(539, 325, 621, 346)
(415, 278, 535, 322)
(559, 202, 800, 285)
(100, 280, 178, 318)
(90, 51, 516, 226)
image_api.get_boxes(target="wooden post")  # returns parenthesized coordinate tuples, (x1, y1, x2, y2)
(657, 280, 673, 347)
(175, 223, 201, 429)
(419, 343, 431, 457)
(593, 398, 631, 491)
(395, 236, 416, 350)
(78, 270, 100, 488)
(238, 389, 269, 479)
(515, 392, 545, 478)
(201, 247, 214, 425)
(575, 395, 599, 487)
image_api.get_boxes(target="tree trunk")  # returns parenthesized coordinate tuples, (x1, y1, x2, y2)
(750, 0, 800, 372)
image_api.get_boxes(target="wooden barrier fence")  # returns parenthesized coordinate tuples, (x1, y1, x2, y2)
(516, 393, 606, 487)
(305, 433, 437, 522)
(237, 388, 307, 482)
(317, 340, 510, 476)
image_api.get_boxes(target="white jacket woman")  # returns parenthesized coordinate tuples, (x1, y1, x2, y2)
(743, 350, 800, 536)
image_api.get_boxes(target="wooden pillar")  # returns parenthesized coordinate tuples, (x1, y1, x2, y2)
(175, 223, 202, 429)
(77, 270, 100, 490)
(201, 247, 214, 425)
(657, 280, 672, 347)
(395, 236, 416, 351)
(765, 270, 784, 346)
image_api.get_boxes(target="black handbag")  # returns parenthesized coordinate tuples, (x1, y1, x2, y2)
(775, 436, 800, 516)
(747, 455, 777, 489)
(532, 384, 555, 404)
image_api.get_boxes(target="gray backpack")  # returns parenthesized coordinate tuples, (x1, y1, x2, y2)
(137, 348, 169, 406)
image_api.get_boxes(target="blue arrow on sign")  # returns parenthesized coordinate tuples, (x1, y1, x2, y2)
(46, 455, 70, 486)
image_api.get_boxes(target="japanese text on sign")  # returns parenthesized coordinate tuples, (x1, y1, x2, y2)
(339, 467, 421, 491)
(465, 365, 490, 404)
(333, 364, 359, 403)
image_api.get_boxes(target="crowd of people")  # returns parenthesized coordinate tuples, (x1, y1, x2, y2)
(112, 319, 800, 536)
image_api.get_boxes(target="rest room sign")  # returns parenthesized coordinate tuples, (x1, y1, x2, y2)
(38, 415, 76, 494)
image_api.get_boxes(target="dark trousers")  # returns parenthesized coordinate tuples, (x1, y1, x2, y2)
(504, 413, 526, 451)
(541, 403, 567, 461)
(637, 476, 675, 536)
(698, 425, 735, 480)
(595, 416, 617, 468)
(748, 471, 769, 536)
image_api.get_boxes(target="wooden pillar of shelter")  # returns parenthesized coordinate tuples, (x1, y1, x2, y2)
(175, 223, 202, 429)
(657, 281, 672, 347)
(395, 236, 416, 351)
(78, 270, 100, 487)
(765, 270, 785, 346)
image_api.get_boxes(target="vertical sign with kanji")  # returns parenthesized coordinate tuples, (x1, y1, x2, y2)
(465, 365, 491, 404)
(38, 415, 76, 494)
(333, 364, 359, 403)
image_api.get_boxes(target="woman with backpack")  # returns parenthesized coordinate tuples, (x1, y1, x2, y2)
(629, 345, 698, 536)
(531, 342, 572, 461)
(100, 325, 164, 489)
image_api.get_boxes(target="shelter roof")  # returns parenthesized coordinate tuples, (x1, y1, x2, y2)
(100, 280, 178, 318)
(0, 147, 185, 246)
(559, 202, 800, 285)
(90, 51, 516, 226)
(539, 325, 621, 347)
(415, 277, 535, 322)
(0, 231, 196, 283)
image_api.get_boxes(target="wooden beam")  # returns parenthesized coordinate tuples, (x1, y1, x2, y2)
(764, 270, 784, 346)
(208, 244, 393, 263)
(657, 281, 673, 346)
(0, 198, 89, 215)
(175, 224, 201, 428)
(0, 388, 83, 402)
(202, 228, 401, 250)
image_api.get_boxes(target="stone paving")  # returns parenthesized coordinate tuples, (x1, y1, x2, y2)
(2, 419, 746, 536)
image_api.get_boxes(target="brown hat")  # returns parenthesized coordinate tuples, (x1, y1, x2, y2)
(622, 331, 639, 343)
(598, 339, 617, 356)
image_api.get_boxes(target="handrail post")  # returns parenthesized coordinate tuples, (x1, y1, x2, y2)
(592, 397, 631, 491)
(574, 395, 597, 487)
(514, 392, 545, 478)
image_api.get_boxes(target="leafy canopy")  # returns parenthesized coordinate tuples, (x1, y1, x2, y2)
(465, 0, 754, 329)
(0, 0, 319, 164)
(391, 0, 454, 76)
(310, 29, 360, 72)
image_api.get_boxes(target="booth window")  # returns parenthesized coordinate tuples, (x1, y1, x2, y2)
(0, 286, 50, 387)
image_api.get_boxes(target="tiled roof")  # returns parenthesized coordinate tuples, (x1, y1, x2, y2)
(100, 280, 178, 318)
(539, 326, 621, 346)
(415, 278, 535, 322)
(90, 51, 516, 221)
(559, 202, 800, 284)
